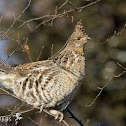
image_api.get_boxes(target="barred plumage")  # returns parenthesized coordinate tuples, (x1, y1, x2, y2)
(0, 21, 90, 121)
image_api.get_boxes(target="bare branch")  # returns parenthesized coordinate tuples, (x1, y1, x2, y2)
(12, 0, 100, 32)
(51, 44, 53, 57)
(36, 46, 44, 61)
(27, 116, 42, 125)
(57, 0, 69, 11)
(3, 0, 31, 35)
(117, 62, 126, 70)
(66, 108, 84, 126)
(34, 0, 100, 30)
(0, 16, 3, 24)
(0, 30, 33, 62)
(85, 22, 126, 51)
(85, 70, 126, 107)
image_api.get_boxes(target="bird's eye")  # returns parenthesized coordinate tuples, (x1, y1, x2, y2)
(77, 37, 81, 40)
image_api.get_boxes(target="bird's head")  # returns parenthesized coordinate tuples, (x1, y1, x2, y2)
(66, 20, 90, 52)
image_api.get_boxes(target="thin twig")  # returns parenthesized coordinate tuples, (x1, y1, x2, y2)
(66, 108, 84, 126)
(117, 62, 126, 70)
(68, 1, 78, 11)
(10, 0, 100, 32)
(0, 88, 25, 103)
(85, 70, 126, 107)
(34, 0, 100, 30)
(36, 46, 44, 61)
(57, 0, 69, 11)
(3, 0, 31, 35)
(0, 107, 34, 118)
(1, 30, 33, 62)
(0, 16, 3, 24)
(85, 22, 126, 51)
(27, 116, 42, 125)
(0, 58, 4, 63)
(51, 44, 53, 57)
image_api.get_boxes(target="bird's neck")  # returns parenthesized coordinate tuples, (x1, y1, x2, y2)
(54, 49, 86, 78)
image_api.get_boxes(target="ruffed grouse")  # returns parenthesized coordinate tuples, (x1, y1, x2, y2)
(0, 21, 90, 121)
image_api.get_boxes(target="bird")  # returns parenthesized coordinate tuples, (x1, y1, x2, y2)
(0, 20, 90, 121)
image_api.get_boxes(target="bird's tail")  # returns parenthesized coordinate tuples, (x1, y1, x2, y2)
(0, 62, 14, 90)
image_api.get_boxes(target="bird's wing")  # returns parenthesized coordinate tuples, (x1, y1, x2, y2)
(13, 60, 57, 76)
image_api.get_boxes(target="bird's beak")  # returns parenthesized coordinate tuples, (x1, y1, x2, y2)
(87, 37, 91, 40)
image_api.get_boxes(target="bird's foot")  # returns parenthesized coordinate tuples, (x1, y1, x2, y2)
(39, 106, 43, 113)
(35, 106, 43, 113)
(49, 109, 64, 122)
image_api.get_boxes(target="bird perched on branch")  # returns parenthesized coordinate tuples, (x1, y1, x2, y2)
(0, 20, 90, 121)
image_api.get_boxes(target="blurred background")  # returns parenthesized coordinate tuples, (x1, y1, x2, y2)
(0, 0, 126, 126)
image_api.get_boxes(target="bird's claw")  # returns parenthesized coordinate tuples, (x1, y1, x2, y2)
(49, 110, 64, 122)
